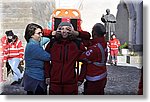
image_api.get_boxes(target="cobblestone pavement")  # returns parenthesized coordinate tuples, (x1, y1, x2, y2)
(105, 65, 141, 95)
(0, 65, 141, 95)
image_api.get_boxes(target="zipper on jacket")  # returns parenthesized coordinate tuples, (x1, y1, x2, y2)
(65, 45, 69, 61)
(60, 44, 69, 94)
(60, 45, 66, 93)
(60, 46, 62, 60)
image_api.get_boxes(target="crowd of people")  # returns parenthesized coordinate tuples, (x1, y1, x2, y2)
(0, 22, 108, 95)
(0, 9, 142, 95)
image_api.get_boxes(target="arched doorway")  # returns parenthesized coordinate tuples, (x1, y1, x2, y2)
(116, 0, 136, 49)
(116, 0, 129, 45)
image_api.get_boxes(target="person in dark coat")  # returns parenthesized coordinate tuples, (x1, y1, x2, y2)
(44, 22, 86, 95)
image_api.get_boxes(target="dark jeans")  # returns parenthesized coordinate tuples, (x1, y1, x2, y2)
(27, 85, 47, 95)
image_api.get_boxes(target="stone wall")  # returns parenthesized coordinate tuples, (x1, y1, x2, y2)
(116, 0, 143, 52)
(1, 2, 33, 44)
(32, 1, 55, 28)
(116, 0, 129, 45)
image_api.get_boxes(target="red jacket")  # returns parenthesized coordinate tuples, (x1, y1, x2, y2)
(44, 39, 85, 84)
(108, 38, 120, 50)
(1, 36, 24, 62)
(79, 37, 107, 82)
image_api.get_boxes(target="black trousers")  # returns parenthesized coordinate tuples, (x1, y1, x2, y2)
(27, 85, 47, 95)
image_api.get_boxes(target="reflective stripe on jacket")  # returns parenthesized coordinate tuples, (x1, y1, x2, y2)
(79, 37, 107, 79)
(3, 39, 24, 62)
(86, 72, 107, 81)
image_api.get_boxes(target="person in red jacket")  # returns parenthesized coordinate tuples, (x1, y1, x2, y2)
(108, 34, 120, 66)
(2, 30, 24, 85)
(78, 23, 107, 95)
(44, 22, 86, 95)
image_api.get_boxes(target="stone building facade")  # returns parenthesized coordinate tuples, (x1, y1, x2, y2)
(0, 0, 55, 45)
(116, 0, 143, 52)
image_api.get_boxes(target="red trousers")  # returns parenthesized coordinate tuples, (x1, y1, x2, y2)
(110, 49, 118, 56)
(49, 83, 78, 95)
(84, 78, 107, 95)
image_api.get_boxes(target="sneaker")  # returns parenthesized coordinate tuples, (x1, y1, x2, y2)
(11, 81, 19, 85)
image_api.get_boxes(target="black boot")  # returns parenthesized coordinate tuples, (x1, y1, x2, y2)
(11, 81, 19, 85)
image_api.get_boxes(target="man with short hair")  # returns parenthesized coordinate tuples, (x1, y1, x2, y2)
(78, 23, 107, 95)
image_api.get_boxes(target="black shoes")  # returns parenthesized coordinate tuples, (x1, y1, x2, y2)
(11, 81, 19, 85)
(10, 78, 23, 85)
(110, 62, 117, 66)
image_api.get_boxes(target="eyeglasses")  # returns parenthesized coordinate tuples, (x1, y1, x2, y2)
(35, 32, 43, 35)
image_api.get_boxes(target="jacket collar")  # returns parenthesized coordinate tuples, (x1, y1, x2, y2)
(29, 38, 40, 45)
